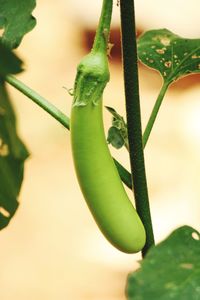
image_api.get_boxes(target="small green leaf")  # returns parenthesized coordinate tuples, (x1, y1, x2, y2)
(138, 29, 200, 84)
(0, 80, 29, 230)
(127, 226, 200, 300)
(107, 126, 124, 149)
(0, 41, 23, 76)
(0, 0, 36, 49)
(106, 106, 128, 150)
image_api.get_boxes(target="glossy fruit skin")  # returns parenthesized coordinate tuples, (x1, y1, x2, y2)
(70, 52, 146, 253)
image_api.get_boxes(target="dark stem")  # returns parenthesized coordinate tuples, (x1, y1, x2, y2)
(120, 0, 155, 256)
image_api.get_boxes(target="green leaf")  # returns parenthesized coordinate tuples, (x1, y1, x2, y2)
(0, 0, 36, 49)
(138, 29, 200, 84)
(127, 226, 200, 300)
(106, 106, 128, 150)
(0, 41, 23, 76)
(107, 126, 124, 149)
(0, 80, 29, 230)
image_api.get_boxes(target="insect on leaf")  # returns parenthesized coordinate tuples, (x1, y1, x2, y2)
(138, 29, 200, 84)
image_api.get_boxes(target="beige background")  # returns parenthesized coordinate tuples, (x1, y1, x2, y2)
(0, 0, 200, 299)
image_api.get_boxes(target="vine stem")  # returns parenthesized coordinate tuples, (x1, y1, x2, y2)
(5, 74, 132, 189)
(92, 0, 113, 53)
(6, 75, 70, 129)
(143, 81, 169, 148)
(120, 0, 155, 256)
(5, 74, 169, 193)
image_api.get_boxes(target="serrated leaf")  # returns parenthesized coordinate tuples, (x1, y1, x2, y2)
(0, 41, 23, 76)
(138, 29, 200, 84)
(0, 0, 36, 49)
(106, 106, 128, 150)
(127, 226, 200, 300)
(0, 80, 29, 230)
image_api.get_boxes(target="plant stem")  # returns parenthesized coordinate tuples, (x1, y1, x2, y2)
(6, 75, 70, 129)
(92, 0, 113, 53)
(5, 74, 132, 189)
(120, 0, 155, 256)
(143, 81, 169, 148)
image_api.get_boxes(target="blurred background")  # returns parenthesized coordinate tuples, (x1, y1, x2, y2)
(0, 0, 200, 299)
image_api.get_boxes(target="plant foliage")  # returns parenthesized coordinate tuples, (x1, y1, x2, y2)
(127, 226, 200, 300)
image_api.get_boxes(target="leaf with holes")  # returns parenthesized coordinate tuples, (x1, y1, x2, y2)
(138, 29, 200, 84)
(0, 80, 29, 229)
(127, 226, 200, 300)
(0, 0, 36, 49)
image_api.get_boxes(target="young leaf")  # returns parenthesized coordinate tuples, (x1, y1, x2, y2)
(138, 29, 200, 84)
(0, 42, 23, 76)
(106, 106, 128, 150)
(127, 226, 200, 300)
(0, 80, 29, 230)
(107, 126, 124, 149)
(0, 0, 36, 49)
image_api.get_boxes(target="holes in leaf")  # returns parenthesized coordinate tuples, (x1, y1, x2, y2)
(180, 263, 194, 270)
(0, 28, 4, 37)
(0, 16, 6, 37)
(0, 143, 9, 156)
(0, 207, 10, 218)
(192, 232, 200, 241)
